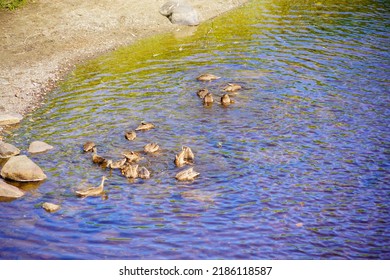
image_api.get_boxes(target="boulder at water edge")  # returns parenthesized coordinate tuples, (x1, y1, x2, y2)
(0, 141, 20, 158)
(28, 141, 54, 154)
(42, 202, 61, 213)
(160, 0, 200, 26)
(0, 179, 24, 198)
(0, 113, 23, 125)
(0, 155, 47, 182)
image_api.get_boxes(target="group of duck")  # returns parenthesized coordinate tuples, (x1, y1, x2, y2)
(74, 73, 242, 199)
(196, 73, 242, 106)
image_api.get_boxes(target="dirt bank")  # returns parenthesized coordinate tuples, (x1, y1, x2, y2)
(0, 0, 248, 117)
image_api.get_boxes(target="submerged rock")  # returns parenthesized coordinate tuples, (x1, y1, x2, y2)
(42, 202, 61, 213)
(160, 0, 200, 26)
(0, 179, 24, 198)
(28, 141, 54, 154)
(0, 155, 47, 182)
(0, 113, 23, 125)
(0, 141, 20, 158)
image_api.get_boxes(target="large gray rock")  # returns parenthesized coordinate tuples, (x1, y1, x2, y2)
(0, 179, 24, 198)
(0, 155, 47, 182)
(0, 113, 23, 125)
(28, 141, 54, 154)
(0, 141, 20, 158)
(160, 0, 200, 26)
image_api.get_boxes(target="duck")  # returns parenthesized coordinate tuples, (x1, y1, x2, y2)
(107, 158, 127, 169)
(83, 141, 95, 152)
(203, 92, 214, 105)
(197, 88, 209, 99)
(138, 166, 151, 179)
(221, 93, 234, 106)
(144, 142, 160, 153)
(125, 131, 137, 141)
(122, 150, 142, 163)
(197, 74, 221, 81)
(223, 83, 242, 92)
(75, 176, 106, 198)
(92, 147, 108, 165)
(121, 163, 139, 179)
(174, 149, 187, 167)
(182, 146, 195, 161)
(135, 121, 155, 131)
(175, 167, 200, 181)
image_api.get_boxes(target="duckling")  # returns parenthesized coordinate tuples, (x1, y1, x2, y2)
(138, 166, 151, 179)
(75, 176, 106, 198)
(144, 142, 160, 153)
(182, 146, 195, 161)
(175, 167, 200, 181)
(135, 121, 155, 131)
(203, 92, 214, 105)
(223, 83, 242, 92)
(107, 158, 127, 169)
(125, 131, 137, 141)
(197, 74, 221, 81)
(197, 88, 209, 99)
(221, 93, 234, 106)
(122, 150, 142, 163)
(121, 164, 139, 179)
(83, 141, 96, 152)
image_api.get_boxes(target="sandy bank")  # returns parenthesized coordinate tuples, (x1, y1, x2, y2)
(0, 0, 248, 119)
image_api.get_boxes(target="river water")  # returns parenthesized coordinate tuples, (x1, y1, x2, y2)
(1, 0, 389, 259)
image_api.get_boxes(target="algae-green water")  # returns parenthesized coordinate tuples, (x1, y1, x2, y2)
(1, 0, 389, 259)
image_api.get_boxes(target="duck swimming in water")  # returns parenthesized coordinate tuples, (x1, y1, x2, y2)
(197, 74, 221, 81)
(125, 131, 137, 141)
(203, 92, 214, 105)
(91, 147, 108, 165)
(75, 176, 106, 198)
(221, 93, 234, 106)
(135, 122, 155, 131)
(223, 83, 242, 92)
(175, 167, 200, 181)
(144, 143, 160, 153)
(122, 150, 142, 163)
(83, 141, 96, 152)
(197, 88, 209, 99)
(121, 164, 139, 179)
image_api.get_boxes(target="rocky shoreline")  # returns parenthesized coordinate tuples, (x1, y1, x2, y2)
(0, 0, 248, 133)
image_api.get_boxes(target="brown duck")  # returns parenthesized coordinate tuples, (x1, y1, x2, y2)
(175, 167, 200, 181)
(221, 93, 234, 106)
(197, 88, 209, 99)
(135, 122, 155, 131)
(223, 83, 242, 92)
(125, 131, 137, 141)
(121, 164, 139, 179)
(203, 92, 214, 105)
(75, 176, 106, 198)
(83, 141, 96, 152)
(144, 143, 160, 153)
(122, 150, 142, 163)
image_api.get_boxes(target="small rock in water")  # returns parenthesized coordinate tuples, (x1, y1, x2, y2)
(42, 202, 61, 213)
(0, 155, 47, 182)
(0, 141, 20, 158)
(0, 179, 24, 198)
(0, 113, 23, 125)
(28, 141, 54, 154)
